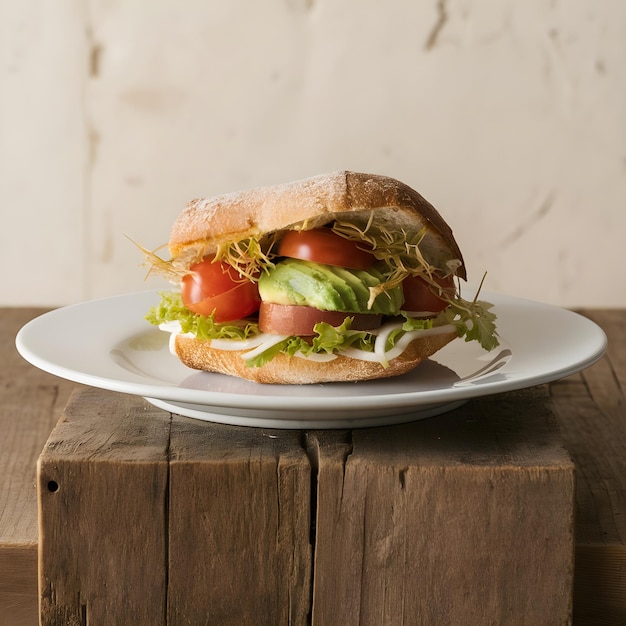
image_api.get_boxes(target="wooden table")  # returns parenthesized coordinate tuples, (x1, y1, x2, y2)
(1, 308, 624, 625)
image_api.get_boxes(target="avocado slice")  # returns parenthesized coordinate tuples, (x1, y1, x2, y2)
(331, 266, 371, 309)
(332, 264, 404, 315)
(258, 259, 402, 315)
(259, 259, 353, 311)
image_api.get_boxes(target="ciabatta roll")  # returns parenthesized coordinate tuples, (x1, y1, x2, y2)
(143, 171, 498, 384)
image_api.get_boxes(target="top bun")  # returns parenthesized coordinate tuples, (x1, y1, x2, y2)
(168, 171, 466, 280)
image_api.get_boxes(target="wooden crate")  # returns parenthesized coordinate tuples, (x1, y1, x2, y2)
(38, 385, 574, 625)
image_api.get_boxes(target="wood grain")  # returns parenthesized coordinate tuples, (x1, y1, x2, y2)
(0, 308, 77, 626)
(309, 388, 575, 625)
(0, 548, 38, 626)
(37, 391, 313, 626)
(34, 380, 578, 625)
(38, 388, 171, 625)
(552, 309, 626, 625)
(167, 416, 312, 625)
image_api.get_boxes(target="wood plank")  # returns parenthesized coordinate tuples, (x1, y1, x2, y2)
(0, 547, 38, 626)
(551, 309, 626, 625)
(38, 388, 170, 625)
(0, 384, 58, 626)
(0, 383, 67, 545)
(167, 415, 312, 625)
(309, 387, 575, 625)
(38, 391, 313, 625)
(0, 308, 76, 626)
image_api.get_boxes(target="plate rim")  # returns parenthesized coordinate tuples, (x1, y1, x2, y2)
(15, 289, 608, 415)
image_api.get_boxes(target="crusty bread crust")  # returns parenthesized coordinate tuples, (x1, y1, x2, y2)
(173, 330, 458, 384)
(165, 172, 465, 384)
(168, 171, 466, 279)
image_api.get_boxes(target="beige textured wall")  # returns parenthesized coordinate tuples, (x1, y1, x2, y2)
(2, 1, 625, 307)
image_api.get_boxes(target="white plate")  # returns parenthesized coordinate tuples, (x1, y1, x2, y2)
(16, 290, 607, 429)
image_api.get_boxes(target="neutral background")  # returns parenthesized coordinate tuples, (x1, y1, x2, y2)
(2, 1, 624, 308)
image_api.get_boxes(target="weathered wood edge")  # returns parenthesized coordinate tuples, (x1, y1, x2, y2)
(166, 415, 313, 625)
(307, 389, 575, 625)
(37, 388, 171, 625)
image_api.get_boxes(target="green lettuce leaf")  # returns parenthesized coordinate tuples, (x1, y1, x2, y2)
(146, 291, 259, 341)
(442, 297, 499, 351)
(310, 317, 375, 353)
(244, 337, 301, 368)
(383, 315, 434, 350)
(146, 290, 499, 370)
(244, 318, 377, 368)
(401, 315, 434, 332)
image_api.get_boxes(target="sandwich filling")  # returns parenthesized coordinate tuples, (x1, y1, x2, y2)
(144, 217, 499, 369)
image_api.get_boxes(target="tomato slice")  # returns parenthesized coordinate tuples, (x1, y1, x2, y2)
(402, 275, 455, 313)
(259, 303, 382, 336)
(181, 257, 260, 322)
(278, 229, 374, 270)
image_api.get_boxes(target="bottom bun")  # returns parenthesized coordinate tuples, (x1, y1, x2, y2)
(173, 331, 458, 384)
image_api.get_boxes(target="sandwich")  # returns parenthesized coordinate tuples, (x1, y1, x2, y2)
(141, 171, 498, 384)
